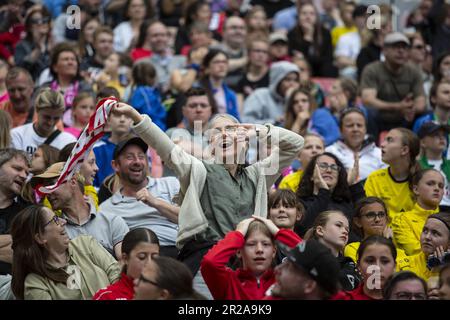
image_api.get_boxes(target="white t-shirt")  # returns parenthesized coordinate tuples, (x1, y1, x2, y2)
(334, 32, 361, 60)
(11, 123, 77, 156)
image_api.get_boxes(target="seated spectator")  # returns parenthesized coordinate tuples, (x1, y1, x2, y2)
(304, 210, 361, 291)
(93, 110, 133, 188)
(311, 77, 359, 146)
(130, 19, 154, 62)
(128, 60, 167, 130)
(199, 48, 240, 121)
(0, 148, 31, 276)
(166, 87, 215, 151)
(284, 86, 316, 137)
(287, 2, 336, 77)
(93, 228, 160, 300)
(345, 197, 408, 270)
(99, 137, 180, 258)
(10, 205, 121, 300)
(278, 133, 324, 192)
(11, 89, 76, 157)
(244, 5, 269, 39)
(180, 22, 215, 57)
(243, 61, 299, 125)
(29, 144, 59, 177)
(94, 52, 131, 99)
(326, 107, 385, 181)
(383, 271, 428, 300)
(292, 57, 325, 108)
(236, 38, 270, 106)
(268, 189, 304, 233)
(35, 162, 129, 258)
(81, 26, 115, 82)
(402, 212, 450, 282)
(334, 4, 368, 80)
(64, 92, 96, 138)
(169, 46, 208, 94)
(201, 216, 301, 300)
(134, 256, 204, 300)
(43, 43, 94, 127)
(144, 21, 187, 94)
(0, 67, 35, 128)
(356, 11, 392, 80)
(333, 236, 397, 300)
(213, 16, 248, 90)
(330, 1, 357, 48)
(76, 17, 100, 62)
(360, 32, 426, 139)
(407, 32, 432, 103)
(413, 80, 450, 138)
(439, 263, 450, 300)
(416, 123, 450, 209)
(364, 128, 420, 218)
(113, 0, 153, 53)
(295, 152, 364, 238)
(14, 6, 52, 81)
(269, 32, 291, 63)
(266, 239, 340, 300)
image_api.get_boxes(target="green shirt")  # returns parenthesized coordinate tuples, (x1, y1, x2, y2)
(199, 163, 256, 242)
(24, 235, 121, 300)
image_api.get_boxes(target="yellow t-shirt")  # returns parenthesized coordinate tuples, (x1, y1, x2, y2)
(331, 25, 358, 47)
(278, 170, 304, 192)
(391, 203, 439, 256)
(364, 168, 415, 221)
(344, 241, 409, 271)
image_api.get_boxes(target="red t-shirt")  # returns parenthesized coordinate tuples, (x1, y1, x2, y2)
(93, 273, 134, 300)
(331, 285, 377, 300)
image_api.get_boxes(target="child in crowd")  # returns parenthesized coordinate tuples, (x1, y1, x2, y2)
(392, 169, 444, 256)
(345, 197, 408, 270)
(305, 210, 361, 291)
(201, 216, 301, 300)
(333, 236, 397, 300)
(128, 60, 167, 130)
(65, 92, 96, 138)
(417, 122, 450, 209)
(94, 228, 160, 300)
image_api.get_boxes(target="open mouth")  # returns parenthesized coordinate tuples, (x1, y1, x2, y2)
(254, 257, 266, 263)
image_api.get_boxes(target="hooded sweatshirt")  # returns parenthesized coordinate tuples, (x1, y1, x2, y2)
(242, 61, 300, 125)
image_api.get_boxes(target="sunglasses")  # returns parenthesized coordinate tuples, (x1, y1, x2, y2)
(30, 17, 50, 25)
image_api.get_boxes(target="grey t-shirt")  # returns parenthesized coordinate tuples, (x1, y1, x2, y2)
(99, 176, 180, 246)
(63, 201, 129, 257)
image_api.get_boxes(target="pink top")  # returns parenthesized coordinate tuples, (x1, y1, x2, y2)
(65, 127, 82, 138)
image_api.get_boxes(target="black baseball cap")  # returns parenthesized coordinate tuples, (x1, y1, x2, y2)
(278, 239, 340, 295)
(417, 122, 450, 139)
(113, 137, 148, 160)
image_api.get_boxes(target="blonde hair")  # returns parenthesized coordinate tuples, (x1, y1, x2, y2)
(0, 110, 12, 148)
(35, 88, 65, 113)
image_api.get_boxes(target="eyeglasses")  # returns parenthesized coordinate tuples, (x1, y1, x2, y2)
(393, 291, 427, 300)
(185, 103, 210, 109)
(361, 211, 387, 220)
(43, 215, 61, 228)
(139, 274, 159, 287)
(317, 162, 340, 172)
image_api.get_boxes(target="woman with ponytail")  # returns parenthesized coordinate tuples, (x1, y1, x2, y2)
(364, 128, 421, 220)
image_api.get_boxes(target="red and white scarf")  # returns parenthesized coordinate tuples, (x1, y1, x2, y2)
(39, 97, 118, 194)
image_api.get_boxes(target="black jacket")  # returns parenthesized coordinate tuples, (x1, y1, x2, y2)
(338, 255, 361, 291)
(295, 181, 366, 240)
